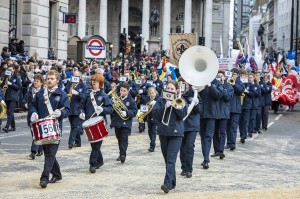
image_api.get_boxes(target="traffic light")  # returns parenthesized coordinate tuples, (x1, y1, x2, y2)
(135, 36, 142, 54)
(119, 33, 126, 54)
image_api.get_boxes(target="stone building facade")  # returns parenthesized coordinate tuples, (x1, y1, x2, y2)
(0, 0, 68, 60)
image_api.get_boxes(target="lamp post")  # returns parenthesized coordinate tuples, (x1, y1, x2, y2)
(282, 33, 285, 52)
(110, 44, 113, 60)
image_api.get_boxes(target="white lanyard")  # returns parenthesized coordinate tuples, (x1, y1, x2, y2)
(43, 89, 54, 115)
(90, 91, 98, 113)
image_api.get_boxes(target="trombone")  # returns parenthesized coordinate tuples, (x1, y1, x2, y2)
(161, 81, 185, 125)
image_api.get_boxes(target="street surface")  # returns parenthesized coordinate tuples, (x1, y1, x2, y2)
(0, 105, 300, 198)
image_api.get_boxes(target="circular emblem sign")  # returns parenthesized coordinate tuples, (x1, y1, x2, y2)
(85, 39, 106, 58)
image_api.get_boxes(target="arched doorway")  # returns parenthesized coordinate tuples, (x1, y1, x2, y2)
(128, 7, 142, 41)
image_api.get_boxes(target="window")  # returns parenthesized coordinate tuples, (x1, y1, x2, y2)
(176, 25, 181, 33)
(91, 25, 95, 35)
(9, 0, 17, 39)
(176, 13, 184, 21)
(85, 24, 89, 35)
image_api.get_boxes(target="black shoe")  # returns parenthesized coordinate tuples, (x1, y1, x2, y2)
(39, 181, 48, 188)
(201, 160, 210, 166)
(186, 171, 192, 178)
(8, 127, 15, 132)
(29, 153, 36, 160)
(49, 176, 62, 183)
(225, 145, 230, 149)
(148, 148, 154, 152)
(138, 127, 144, 133)
(95, 163, 104, 169)
(230, 146, 236, 151)
(240, 139, 245, 143)
(219, 152, 225, 159)
(120, 155, 126, 163)
(202, 161, 209, 169)
(264, 127, 268, 131)
(181, 170, 186, 176)
(258, 130, 262, 134)
(68, 144, 73, 149)
(2, 127, 8, 133)
(73, 144, 81, 147)
(248, 133, 252, 138)
(161, 185, 169, 193)
(89, 166, 96, 173)
(36, 152, 43, 156)
(211, 152, 220, 157)
(116, 156, 121, 161)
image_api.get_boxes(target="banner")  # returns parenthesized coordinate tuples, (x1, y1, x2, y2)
(218, 58, 233, 70)
(169, 34, 196, 66)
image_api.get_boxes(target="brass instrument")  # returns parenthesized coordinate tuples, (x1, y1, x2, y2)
(108, 89, 129, 120)
(228, 78, 235, 85)
(68, 83, 74, 101)
(240, 93, 245, 105)
(0, 100, 7, 119)
(3, 77, 9, 94)
(136, 97, 155, 123)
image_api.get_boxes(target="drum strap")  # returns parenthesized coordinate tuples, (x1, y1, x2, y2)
(90, 91, 98, 113)
(44, 89, 54, 115)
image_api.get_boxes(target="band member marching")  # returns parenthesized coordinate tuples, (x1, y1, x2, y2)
(79, 74, 113, 173)
(110, 82, 137, 163)
(23, 74, 44, 159)
(178, 77, 201, 178)
(65, 71, 88, 149)
(255, 72, 265, 134)
(29, 70, 70, 188)
(212, 71, 233, 159)
(226, 68, 245, 150)
(199, 78, 223, 169)
(151, 70, 164, 95)
(137, 74, 151, 133)
(261, 74, 272, 130)
(2, 65, 22, 132)
(152, 80, 187, 193)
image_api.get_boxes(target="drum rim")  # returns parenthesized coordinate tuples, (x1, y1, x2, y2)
(82, 116, 104, 127)
(31, 117, 56, 124)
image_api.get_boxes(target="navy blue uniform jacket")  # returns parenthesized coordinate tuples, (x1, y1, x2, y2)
(264, 82, 273, 106)
(219, 82, 234, 119)
(242, 82, 254, 110)
(146, 94, 160, 124)
(2, 75, 22, 101)
(251, 83, 261, 109)
(64, 81, 88, 115)
(230, 77, 245, 113)
(153, 97, 188, 137)
(117, 80, 138, 99)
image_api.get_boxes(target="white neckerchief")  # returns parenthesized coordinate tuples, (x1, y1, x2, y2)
(153, 77, 158, 82)
(43, 86, 58, 115)
(120, 95, 128, 101)
(32, 87, 40, 98)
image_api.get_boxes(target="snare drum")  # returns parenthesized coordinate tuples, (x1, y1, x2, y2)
(82, 116, 108, 143)
(31, 117, 61, 145)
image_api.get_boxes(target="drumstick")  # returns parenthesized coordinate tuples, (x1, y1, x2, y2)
(46, 107, 65, 118)
(89, 103, 104, 120)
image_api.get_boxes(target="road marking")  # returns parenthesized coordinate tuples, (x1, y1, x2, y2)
(0, 133, 29, 139)
(0, 143, 31, 146)
(267, 122, 274, 128)
(275, 114, 282, 121)
(283, 106, 289, 112)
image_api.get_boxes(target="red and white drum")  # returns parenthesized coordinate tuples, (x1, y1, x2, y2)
(82, 116, 108, 143)
(31, 117, 61, 145)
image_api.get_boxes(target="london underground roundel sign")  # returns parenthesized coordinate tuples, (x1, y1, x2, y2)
(85, 39, 106, 59)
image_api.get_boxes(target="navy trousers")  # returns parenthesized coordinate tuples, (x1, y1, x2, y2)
(226, 113, 240, 148)
(255, 107, 262, 131)
(5, 101, 16, 129)
(262, 105, 270, 129)
(249, 109, 257, 133)
(180, 131, 197, 173)
(68, 115, 82, 146)
(239, 109, 250, 139)
(115, 127, 130, 157)
(40, 144, 61, 183)
(200, 118, 215, 162)
(89, 141, 103, 167)
(159, 135, 182, 189)
(148, 122, 157, 149)
(30, 130, 42, 153)
(213, 119, 227, 153)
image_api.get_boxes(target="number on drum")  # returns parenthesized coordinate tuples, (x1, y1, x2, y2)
(41, 123, 55, 135)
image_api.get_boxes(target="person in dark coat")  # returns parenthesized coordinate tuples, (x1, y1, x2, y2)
(151, 70, 164, 95)
(29, 70, 70, 188)
(137, 74, 152, 133)
(65, 71, 88, 149)
(23, 74, 44, 159)
(179, 77, 201, 178)
(116, 71, 138, 99)
(226, 68, 245, 150)
(0, 86, 4, 131)
(152, 80, 187, 193)
(2, 65, 22, 132)
(79, 74, 113, 173)
(248, 73, 261, 138)
(199, 78, 223, 169)
(1, 46, 10, 60)
(262, 74, 272, 130)
(255, 72, 266, 134)
(111, 82, 137, 164)
(9, 39, 19, 56)
(239, 73, 254, 143)
(212, 71, 233, 159)
(145, 87, 159, 152)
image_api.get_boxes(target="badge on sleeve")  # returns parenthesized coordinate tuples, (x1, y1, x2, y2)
(98, 96, 103, 101)
(79, 88, 83, 92)
(55, 96, 61, 102)
(126, 102, 130, 106)
(255, 87, 257, 90)
(13, 79, 16, 83)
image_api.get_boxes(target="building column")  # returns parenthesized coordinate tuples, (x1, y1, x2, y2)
(184, 0, 192, 33)
(78, 0, 86, 38)
(121, 0, 129, 34)
(162, 0, 171, 50)
(99, 0, 107, 40)
(142, 0, 150, 50)
(204, 0, 212, 48)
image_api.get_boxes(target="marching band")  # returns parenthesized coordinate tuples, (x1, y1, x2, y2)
(2, 50, 279, 193)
